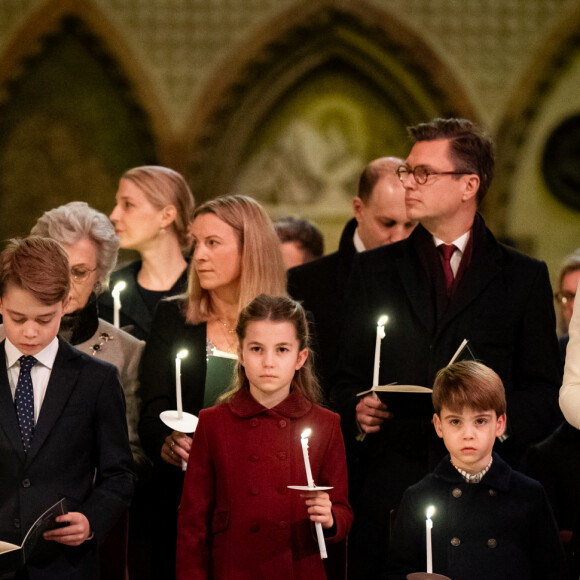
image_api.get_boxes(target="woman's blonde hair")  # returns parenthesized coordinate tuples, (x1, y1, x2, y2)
(220, 294, 322, 404)
(185, 195, 286, 324)
(122, 165, 195, 253)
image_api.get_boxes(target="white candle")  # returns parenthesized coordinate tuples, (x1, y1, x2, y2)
(300, 428, 327, 559)
(426, 505, 434, 573)
(301, 428, 315, 487)
(372, 315, 389, 387)
(175, 350, 188, 420)
(111, 281, 126, 329)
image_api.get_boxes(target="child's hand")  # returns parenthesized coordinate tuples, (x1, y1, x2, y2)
(302, 491, 334, 529)
(43, 512, 91, 546)
(162, 430, 192, 467)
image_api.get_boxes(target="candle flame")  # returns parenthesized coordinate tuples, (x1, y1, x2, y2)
(176, 349, 189, 360)
(301, 428, 311, 439)
(426, 505, 435, 519)
(112, 281, 126, 295)
(377, 315, 388, 327)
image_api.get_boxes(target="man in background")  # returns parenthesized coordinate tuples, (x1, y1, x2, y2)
(287, 156, 417, 396)
(275, 216, 324, 269)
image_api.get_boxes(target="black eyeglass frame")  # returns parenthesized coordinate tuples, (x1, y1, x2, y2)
(396, 164, 471, 185)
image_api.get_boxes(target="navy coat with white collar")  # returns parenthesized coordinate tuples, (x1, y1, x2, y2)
(386, 453, 567, 580)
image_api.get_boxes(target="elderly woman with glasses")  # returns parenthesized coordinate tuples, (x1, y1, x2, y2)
(30, 202, 147, 467)
(28, 202, 147, 580)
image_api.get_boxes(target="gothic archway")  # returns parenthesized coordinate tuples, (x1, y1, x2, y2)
(184, 0, 479, 209)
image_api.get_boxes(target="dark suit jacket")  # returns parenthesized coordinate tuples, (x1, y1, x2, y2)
(137, 298, 208, 579)
(333, 214, 562, 579)
(524, 421, 580, 532)
(138, 298, 207, 462)
(287, 218, 357, 397)
(0, 339, 135, 580)
(98, 261, 188, 341)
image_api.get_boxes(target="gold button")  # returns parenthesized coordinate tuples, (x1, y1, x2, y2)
(451, 537, 461, 547)
(489, 489, 496, 496)
(452, 488, 462, 498)
(487, 538, 497, 548)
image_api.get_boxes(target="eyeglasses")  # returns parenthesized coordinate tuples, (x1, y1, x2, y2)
(555, 291, 575, 305)
(70, 266, 97, 282)
(396, 165, 470, 185)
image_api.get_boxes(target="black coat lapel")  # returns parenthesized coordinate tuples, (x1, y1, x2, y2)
(397, 226, 437, 334)
(0, 341, 27, 462)
(26, 340, 82, 466)
(438, 214, 502, 333)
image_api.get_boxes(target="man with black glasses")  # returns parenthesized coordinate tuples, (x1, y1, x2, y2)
(332, 118, 562, 580)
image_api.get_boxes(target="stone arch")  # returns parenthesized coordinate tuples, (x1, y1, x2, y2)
(0, 0, 172, 160)
(183, 0, 479, 203)
(491, 3, 580, 233)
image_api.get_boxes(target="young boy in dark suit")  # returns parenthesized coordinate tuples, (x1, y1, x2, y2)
(0, 237, 134, 580)
(386, 361, 567, 580)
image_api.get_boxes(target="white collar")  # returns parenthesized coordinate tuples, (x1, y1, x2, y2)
(5, 336, 59, 370)
(452, 456, 493, 484)
(433, 230, 470, 253)
(353, 228, 366, 253)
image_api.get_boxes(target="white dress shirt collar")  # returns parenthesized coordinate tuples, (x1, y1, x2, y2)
(5, 336, 59, 369)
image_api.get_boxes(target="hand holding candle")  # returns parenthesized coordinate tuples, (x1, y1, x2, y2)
(111, 281, 126, 329)
(159, 349, 198, 472)
(300, 428, 328, 559)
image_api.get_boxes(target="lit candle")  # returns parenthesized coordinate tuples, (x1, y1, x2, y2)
(426, 505, 434, 573)
(372, 315, 389, 387)
(111, 281, 126, 329)
(175, 350, 188, 420)
(301, 428, 315, 487)
(300, 428, 327, 559)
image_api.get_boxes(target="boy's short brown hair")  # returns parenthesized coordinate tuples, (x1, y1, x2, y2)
(432, 360, 506, 416)
(0, 237, 70, 305)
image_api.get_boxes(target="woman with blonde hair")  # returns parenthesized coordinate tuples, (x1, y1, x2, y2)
(138, 194, 286, 578)
(99, 165, 195, 340)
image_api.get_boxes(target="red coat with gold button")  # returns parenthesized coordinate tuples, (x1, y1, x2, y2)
(176, 387, 353, 579)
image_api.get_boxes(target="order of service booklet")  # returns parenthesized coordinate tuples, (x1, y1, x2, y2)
(0, 497, 68, 573)
(356, 339, 474, 419)
(356, 384, 434, 419)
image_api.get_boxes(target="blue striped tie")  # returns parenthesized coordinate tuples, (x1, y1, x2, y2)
(15, 355, 37, 452)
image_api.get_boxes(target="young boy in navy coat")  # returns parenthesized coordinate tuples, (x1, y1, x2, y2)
(386, 361, 567, 580)
(0, 237, 135, 580)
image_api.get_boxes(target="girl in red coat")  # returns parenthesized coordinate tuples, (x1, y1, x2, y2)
(176, 294, 352, 579)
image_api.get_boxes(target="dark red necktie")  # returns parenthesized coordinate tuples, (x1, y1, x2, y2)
(439, 244, 457, 291)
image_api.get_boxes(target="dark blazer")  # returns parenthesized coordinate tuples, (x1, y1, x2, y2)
(137, 298, 208, 580)
(524, 421, 580, 532)
(287, 218, 357, 397)
(176, 387, 353, 580)
(98, 261, 188, 341)
(386, 453, 567, 580)
(138, 298, 207, 462)
(0, 339, 135, 580)
(333, 214, 562, 579)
